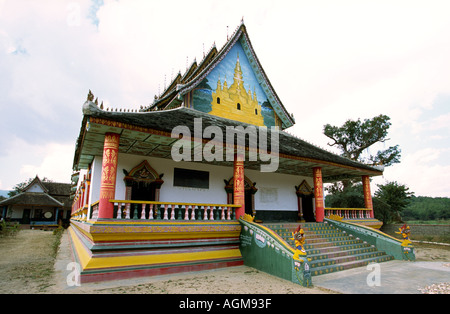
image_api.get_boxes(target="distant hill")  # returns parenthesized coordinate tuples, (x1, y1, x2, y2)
(402, 196, 450, 220)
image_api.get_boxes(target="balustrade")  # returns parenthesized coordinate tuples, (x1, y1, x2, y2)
(106, 200, 239, 221)
(324, 208, 372, 220)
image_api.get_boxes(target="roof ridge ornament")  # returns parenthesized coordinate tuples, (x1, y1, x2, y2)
(87, 89, 94, 101)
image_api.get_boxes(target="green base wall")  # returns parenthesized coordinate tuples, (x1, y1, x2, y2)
(239, 218, 312, 287)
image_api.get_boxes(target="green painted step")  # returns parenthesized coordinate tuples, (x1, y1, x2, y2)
(263, 222, 394, 277)
(308, 246, 378, 261)
(311, 255, 395, 276)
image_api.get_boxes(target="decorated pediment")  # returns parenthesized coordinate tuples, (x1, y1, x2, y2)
(295, 180, 313, 196)
(123, 160, 162, 184)
(192, 40, 280, 128)
(224, 175, 257, 194)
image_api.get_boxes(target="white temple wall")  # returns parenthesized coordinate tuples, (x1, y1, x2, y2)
(87, 153, 313, 213)
(245, 168, 311, 212)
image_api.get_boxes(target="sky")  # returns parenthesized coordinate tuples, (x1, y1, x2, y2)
(1, 0, 450, 197)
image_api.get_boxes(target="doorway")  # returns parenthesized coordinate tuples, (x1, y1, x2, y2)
(244, 189, 253, 215)
(225, 175, 257, 216)
(123, 160, 164, 219)
(296, 180, 315, 222)
(131, 181, 156, 202)
(22, 208, 31, 224)
(301, 194, 315, 222)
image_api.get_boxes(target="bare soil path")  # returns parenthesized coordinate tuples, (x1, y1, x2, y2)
(0, 229, 449, 294)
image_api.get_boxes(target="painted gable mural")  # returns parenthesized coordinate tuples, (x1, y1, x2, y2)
(192, 41, 277, 127)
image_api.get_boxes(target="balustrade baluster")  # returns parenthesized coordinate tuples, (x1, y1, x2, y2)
(117, 203, 122, 219)
(226, 206, 231, 220)
(202, 206, 208, 221)
(141, 203, 146, 219)
(148, 204, 153, 220)
(184, 205, 190, 220)
(93, 205, 99, 219)
(158, 204, 164, 219)
(125, 203, 131, 219)
(191, 205, 196, 220)
(176, 205, 183, 220)
(163, 204, 169, 220)
(170, 205, 176, 220)
(218, 206, 224, 220)
(208, 206, 213, 220)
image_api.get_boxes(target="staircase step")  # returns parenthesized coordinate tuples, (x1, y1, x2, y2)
(264, 222, 395, 277)
(306, 242, 373, 255)
(308, 246, 378, 261)
(311, 255, 395, 276)
(310, 251, 388, 268)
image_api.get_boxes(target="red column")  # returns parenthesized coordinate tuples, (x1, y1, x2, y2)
(362, 175, 374, 218)
(313, 167, 325, 222)
(233, 153, 245, 220)
(98, 132, 120, 219)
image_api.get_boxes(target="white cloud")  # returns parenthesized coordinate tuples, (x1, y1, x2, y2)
(379, 148, 450, 197)
(0, 136, 74, 188)
(19, 142, 74, 183)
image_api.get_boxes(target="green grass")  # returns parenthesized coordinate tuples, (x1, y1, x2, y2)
(404, 219, 450, 225)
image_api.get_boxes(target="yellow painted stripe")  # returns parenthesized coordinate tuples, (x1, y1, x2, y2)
(88, 231, 241, 242)
(68, 227, 91, 269)
(85, 248, 242, 270)
(70, 220, 240, 242)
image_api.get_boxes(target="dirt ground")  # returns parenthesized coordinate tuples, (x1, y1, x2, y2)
(0, 229, 449, 294)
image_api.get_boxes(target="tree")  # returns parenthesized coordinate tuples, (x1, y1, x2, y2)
(374, 181, 414, 223)
(323, 114, 401, 193)
(325, 183, 365, 209)
(323, 114, 401, 167)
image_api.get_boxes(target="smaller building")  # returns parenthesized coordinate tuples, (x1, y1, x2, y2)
(0, 176, 71, 228)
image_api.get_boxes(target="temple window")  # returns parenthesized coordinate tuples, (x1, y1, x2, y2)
(217, 97, 220, 104)
(237, 103, 241, 110)
(173, 168, 209, 189)
(255, 109, 258, 115)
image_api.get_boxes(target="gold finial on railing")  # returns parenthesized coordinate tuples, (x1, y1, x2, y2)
(328, 214, 343, 221)
(242, 213, 255, 222)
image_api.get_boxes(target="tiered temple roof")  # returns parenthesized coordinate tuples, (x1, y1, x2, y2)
(142, 22, 295, 130)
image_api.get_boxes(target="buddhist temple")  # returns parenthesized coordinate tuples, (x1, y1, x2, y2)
(0, 175, 71, 228)
(68, 22, 412, 285)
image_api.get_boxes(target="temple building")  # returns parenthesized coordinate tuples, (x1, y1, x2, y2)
(69, 22, 385, 283)
(0, 175, 71, 228)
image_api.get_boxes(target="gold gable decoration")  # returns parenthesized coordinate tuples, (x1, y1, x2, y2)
(209, 53, 265, 126)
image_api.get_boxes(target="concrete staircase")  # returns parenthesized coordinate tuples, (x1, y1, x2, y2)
(264, 222, 394, 276)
